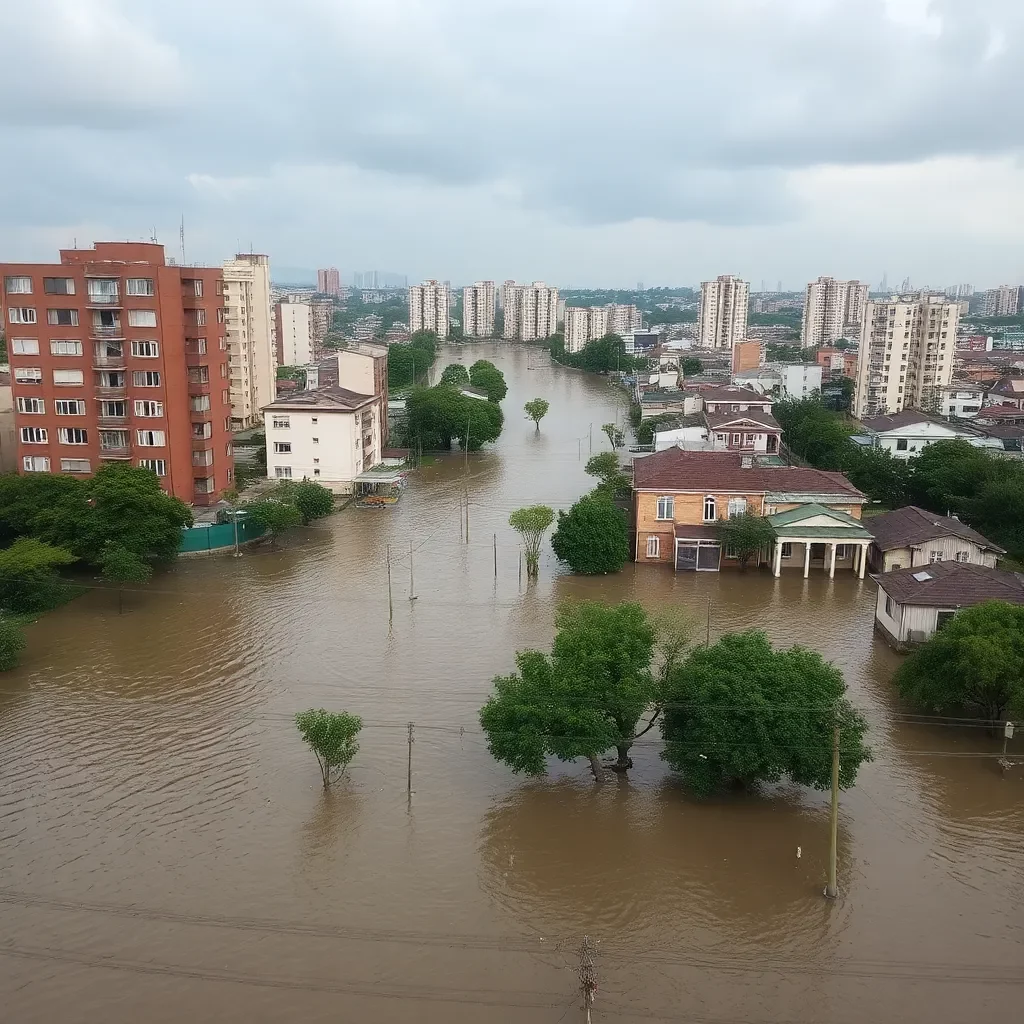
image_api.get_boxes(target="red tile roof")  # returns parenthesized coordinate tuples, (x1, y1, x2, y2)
(873, 561, 1024, 608)
(632, 450, 864, 496)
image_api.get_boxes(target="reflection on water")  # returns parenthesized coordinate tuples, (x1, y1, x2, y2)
(0, 344, 1022, 1024)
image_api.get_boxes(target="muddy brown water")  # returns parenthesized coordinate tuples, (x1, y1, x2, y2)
(1, 343, 1022, 1023)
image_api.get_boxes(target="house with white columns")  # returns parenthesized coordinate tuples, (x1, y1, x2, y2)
(766, 504, 873, 579)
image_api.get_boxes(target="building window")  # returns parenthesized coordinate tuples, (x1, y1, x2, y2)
(131, 340, 159, 357)
(100, 430, 129, 450)
(127, 310, 158, 327)
(17, 397, 45, 414)
(47, 309, 78, 326)
(727, 497, 747, 518)
(275, 466, 293, 479)
(23, 456, 50, 472)
(885, 594, 896, 618)
(21, 427, 47, 443)
(192, 279, 203, 297)
(134, 400, 163, 417)
(44, 277, 75, 295)
(14, 367, 43, 384)
(101, 401, 127, 417)
(50, 339, 83, 356)
(936, 610, 956, 630)
(11, 338, 39, 355)
(194, 477, 215, 495)
(190, 396, 211, 412)
(60, 459, 90, 473)
(656, 496, 674, 520)
(138, 459, 167, 476)
(126, 278, 154, 296)
(781, 542, 793, 558)
(896, 438, 908, 451)
(53, 369, 84, 386)
(310, 417, 318, 424)
(136, 430, 166, 447)
(731, 433, 741, 444)
(312, 437, 319, 444)
(133, 370, 161, 387)
(929, 550, 942, 563)
(58, 428, 88, 445)
(313, 468, 321, 477)
(703, 495, 716, 521)
(87, 279, 118, 302)
(4, 276, 32, 294)
(9, 307, 36, 324)
(764, 504, 777, 515)
(274, 442, 292, 454)
(646, 535, 660, 558)
(954, 550, 970, 562)
(55, 400, 86, 415)
(272, 416, 290, 429)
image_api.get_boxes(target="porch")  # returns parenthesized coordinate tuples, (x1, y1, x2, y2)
(764, 504, 873, 578)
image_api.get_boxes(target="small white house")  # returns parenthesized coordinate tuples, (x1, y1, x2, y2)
(858, 411, 1004, 459)
(262, 386, 382, 493)
(939, 382, 986, 419)
(776, 363, 823, 400)
(866, 505, 1005, 572)
(871, 561, 1024, 650)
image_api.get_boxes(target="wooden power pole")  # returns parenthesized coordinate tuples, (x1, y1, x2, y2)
(825, 720, 840, 899)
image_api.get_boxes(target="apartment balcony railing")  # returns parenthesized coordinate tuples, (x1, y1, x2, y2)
(93, 355, 126, 369)
(97, 415, 128, 427)
(87, 294, 121, 307)
(188, 382, 211, 397)
(192, 452, 214, 468)
(99, 445, 131, 458)
(185, 351, 208, 368)
(95, 386, 127, 398)
(91, 325, 124, 340)
(191, 437, 213, 452)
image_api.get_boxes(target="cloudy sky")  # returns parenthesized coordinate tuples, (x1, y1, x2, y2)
(3, 0, 1023, 288)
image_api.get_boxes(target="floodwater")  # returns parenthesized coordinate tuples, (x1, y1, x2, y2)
(1, 343, 1022, 1024)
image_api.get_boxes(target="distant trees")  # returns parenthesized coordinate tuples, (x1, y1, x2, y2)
(295, 709, 363, 789)
(524, 398, 550, 429)
(551, 493, 630, 574)
(508, 506, 554, 578)
(894, 601, 1024, 722)
(681, 356, 703, 376)
(468, 360, 508, 402)
(715, 512, 776, 570)
(548, 333, 640, 374)
(388, 331, 438, 390)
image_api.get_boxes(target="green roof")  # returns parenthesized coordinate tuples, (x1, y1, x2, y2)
(768, 503, 873, 539)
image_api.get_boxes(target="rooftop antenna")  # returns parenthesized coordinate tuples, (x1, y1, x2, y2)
(180, 215, 186, 265)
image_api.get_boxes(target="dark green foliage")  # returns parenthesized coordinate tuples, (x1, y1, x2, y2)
(0, 618, 26, 671)
(245, 499, 303, 538)
(439, 363, 470, 386)
(100, 544, 153, 614)
(276, 479, 335, 524)
(0, 473, 83, 548)
(524, 398, 550, 427)
(634, 412, 683, 447)
(509, 506, 555, 577)
(681, 357, 703, 376)
(549, 333, 641, 374)
(406, 385, 504, 450)
(295, 709, 363, 788)
(661, 631, 871, 796)
(551, 493, 630, 574)
(388, 331, 438, 390)
(479, 602, 659, 776)
(0, 538, 77, 613)
(894, 601, 1024, 722)
(715, 512, 776, 570)
(468, 360, 508, 402)
(585, 453, 631, 499)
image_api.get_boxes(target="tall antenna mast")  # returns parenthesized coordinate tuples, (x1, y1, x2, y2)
(180, 215, 186, 265)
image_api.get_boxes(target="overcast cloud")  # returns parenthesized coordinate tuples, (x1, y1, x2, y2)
(3, 0, 1023, 287)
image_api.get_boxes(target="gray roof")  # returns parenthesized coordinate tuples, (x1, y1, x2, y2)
(263, 385, 376, 412)
(865, 505, 1005, 554)
(873, 561, 1024, 608)
(705, 408, 781, 431)
(859, 410, 940, 432)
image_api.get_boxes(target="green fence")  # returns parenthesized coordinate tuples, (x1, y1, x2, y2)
(179, 521, 267, 554)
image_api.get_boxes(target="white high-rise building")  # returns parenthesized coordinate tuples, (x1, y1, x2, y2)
(605, 303, 642, 337)
(462, 281, 496, 337)
(563, 303, 640, 353)
(408, 280, 450, 337)
(801, 277, 870, 348)
(853, 296, 959, 419)
(980, 285, 1021, 317)
(274, 300, 312, 366)
(223, 254, 276, 429)
(698, 275, 749, 350)
(501, 281, 559, 341)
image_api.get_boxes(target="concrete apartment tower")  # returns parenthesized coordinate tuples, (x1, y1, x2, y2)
(408, 280, 450, 337)
(317, 267, 342, 297)
(222, 254, 275, 429)
(463, 281, 496, 337)
(853, 295, 959, 419)
(801, 277, 871, 348)
(698, 275, 749, 350)
(501, 282, 559, 341)
(980, 285, 1021, 317)
(1, 241, 234, 505)
(274, 300, 313, 366)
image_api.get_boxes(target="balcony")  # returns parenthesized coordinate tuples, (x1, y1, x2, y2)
(87, 293, 121, 307)
(185, 350, 208, 368)
(188, 382, 211, 397)
(91, 325, 124, 340)
(99, 445, 131, 458)
(96, 386, 127, 398)
(191, 437, 214, 453)
(97, 415, 128, 427)
(93, 355, 126, 370)
(192, 451, 214, 468)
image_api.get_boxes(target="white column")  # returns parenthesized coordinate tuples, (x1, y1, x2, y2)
(858, 542, 867, 579)
(773, 539, 783, 577)
(828, 542, 837, 579)
(803, 541, 811, 579)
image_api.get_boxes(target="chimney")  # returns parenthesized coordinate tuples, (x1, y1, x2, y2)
(741, 455, 753, 468)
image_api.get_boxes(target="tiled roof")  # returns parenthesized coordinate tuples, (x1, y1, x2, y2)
(864, 505, 1004, 554)
(632, 449, 864, 498)
(263, 385, 376, 412)
(698, 385, 773, 405)
(873, 561, 1024, 608)
(859, 410, 939, 432)
(705, 409, 781, 431)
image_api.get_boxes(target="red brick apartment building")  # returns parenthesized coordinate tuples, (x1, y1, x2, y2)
(1, 242, 234, 506)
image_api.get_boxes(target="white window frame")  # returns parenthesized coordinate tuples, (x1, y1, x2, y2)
(21, 426, 48, 443)
(4, 275, 32, 294)
(139, 459, 167, 476)
(272, 416, 290, 429)
(14, 367, 43, 384)
(54, 399, 86, 416)
(43, 277, 75, 295)
(929, 550, 942, 563)
(655, 495, 674, 521)
(703, 495, 717, 522)
(17, 397, 45, 414)
(60, 459, 91, 473)
(126, 278, 154, 296)
(132, 370, 161, 387)
(47, 308, 79, 326)
(136, 429, 166, 447)
(781, 542, 793, 558)
(130, 340, 159, 357)
(646, 535, 660, 558)
(53, 369, 84, 386)
(727, 497, 748, 518)
(954, 550, 970, 563)
(49, 339, 83, 356)
(11, 338, 39, 355)
(127, 309, 158, 327)
(134, 400, 164, 417)
(274, 441, 292, 454)
(58, 427, 89, 445)
(23, 456, 51, 472)
(275, 466, 293, 479)
(9, 307, 36, 324)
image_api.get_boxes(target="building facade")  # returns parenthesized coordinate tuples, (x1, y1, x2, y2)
(865, 505, 1004, 573)
(698, 276, 749, 350)
(222, 254, 275, 429)
(852, 296, 959, 418)
(274, 300, 312, 366)
(317, 267, 342, 297)
(501, 281, 558, 342)
(1, 241, 233, 505)
(979, 284, 1021, 317)
(408, 280, 450, 337)
(801, 277, 869, 348)
(463, 281, 496, 338)
(564, 306, 610, 354)
(311, 344, 389, 448)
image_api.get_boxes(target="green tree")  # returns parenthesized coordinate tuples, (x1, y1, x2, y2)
(602, 422, 625, 449)
(277, 479, 335, 525)
(907, 439, 993, 517)
(523, 398, 549, 430)
(894, 601, 1024, 722)
(460, 397, 504, 450)
(508, 506, 555, 578)
(846, 447, 912, 509)
(0, 538, 77, 614)
(966, 476, 1024, 562)
(715, 511, 776, 570)
(0, 618, 26, 671)
(439, 363, 470, 387)
(99, 543, 153, 614)
(294, 709, 363, 789)
(0, 474, 83, 548)
(469, 359, 508, 402)
(681, 356, 703, 376)
(584, 452, 631, 499)
(551, 493, 630, 574)
(479, 602, 660, 779)
(661, 631, 871, 796)
(245, 499, 302, 543)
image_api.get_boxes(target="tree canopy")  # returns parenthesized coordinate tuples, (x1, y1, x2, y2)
(551, 493, 630, 574)
(0, 538, 77, 614)
(681, 357, 703, 376)
(0, 618, 26, 672)
(509, 506, 554, 578)
(661, 630, 871, 797)
(406, 385, 504, 451)
(894, 601, 1024, 722)
(524, 398, 549, 428)
(584, 452, 631, 499)
(439, 363, 470, 387)
(602, 423, 625, 449)
(548, 333, 641, 374)
(387, 331, 438, 390)
(715, 512, 776, 570)
(295, 709, 363, 789)
(468, 360, 508, 402)
(479, 601, 660, 779)
(100, 543, 153, 614)
(276, 479, 335, 525)
(246, 498, 303, 539)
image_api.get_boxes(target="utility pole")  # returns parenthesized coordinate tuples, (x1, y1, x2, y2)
(706, 597, 712, 647)
(578, 437, 581, 460)
(407, 722, 414, 803)
(493, 533, 497, 578)
(589, 422, 593, 453)
(409, 539, 416, 600)
(464, 482, 470, 542)
(459, 493, 463, 541)
(576, 936, 597, 1023)
(386, 544, 394, 628)
(825, 719, 840, 899)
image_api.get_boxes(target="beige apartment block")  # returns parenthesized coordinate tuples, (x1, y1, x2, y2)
(223, 254, 275, 429)
(408, 280, 450, 337)
(501, 282, 559, 341)
(463, 281, 496, 337)
(698, 275, 749, 350)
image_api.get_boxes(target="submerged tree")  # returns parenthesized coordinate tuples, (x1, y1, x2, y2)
(468, 359, 508, 402)
(294, 709, 363, 789)
(602, 422, 625, 449)
(99, 543, 153, 614)
(508, 505, 555, 578)
(585, 452, 631, 499)
(439, 363, 471, 387)
(246, 499, 302, 544)
(550, 493, 630, 574)
(715, 512, 776, 571)
(523, 398, 550, 430)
